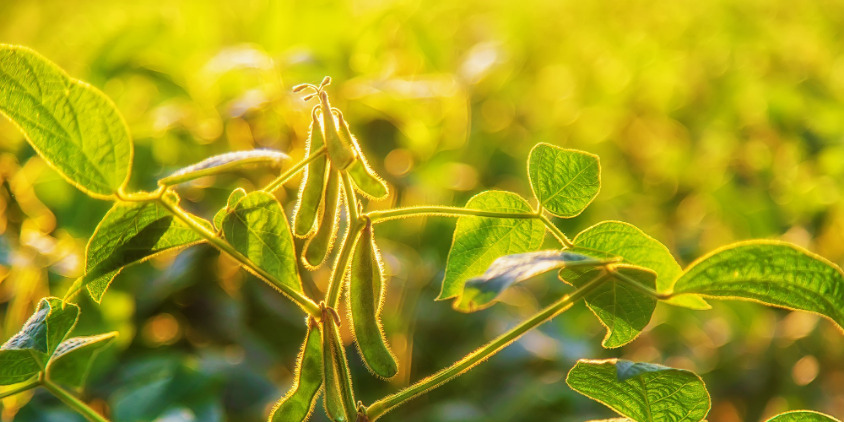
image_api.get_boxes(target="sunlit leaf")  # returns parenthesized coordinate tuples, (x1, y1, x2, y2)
(47, 332, 117, 389)
(455, 250, 603, 312)
(213, 187, 247, 230)
(221, 191, 303, 294)
(158, 149, 287, 186)
(672, 241, 844, 332)
(567, 221, 709, 309)
(567, 359, 710, 422)
(0, 45, 132, 197)
(528, 143, 600, 218)
(439, 191, 545, 300)
(766, 411, 840, 422)
(78, 197, 208, 302)
(270, 325, 322, 422)
(565, 266, 658, 348)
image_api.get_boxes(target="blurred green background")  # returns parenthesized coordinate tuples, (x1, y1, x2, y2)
(1, 0, 843, 421)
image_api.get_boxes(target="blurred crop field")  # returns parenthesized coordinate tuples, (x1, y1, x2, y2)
(1, 0, 843, 421)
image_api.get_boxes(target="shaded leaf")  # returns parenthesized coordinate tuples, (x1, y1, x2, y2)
(568, 221, 709, 309)
(1, 298, 78, 358)
(766, 411, 840, 422)
(0, 350, 41, 385)
(672, 241, 844, 332)
(0, 45, 132, 197)
(47, 332, 117, 389)
(565, 266, 658, 348)
(455, 250, 604, 312)
(79, 197, 207, 302)
(567, 359, 710, 422)
(159, 149, 287, 186)
(439, 191, 545, 300)
(222, 191, 303, 294)
(270, 325, 322, 422)
(528, 143, 599, 218)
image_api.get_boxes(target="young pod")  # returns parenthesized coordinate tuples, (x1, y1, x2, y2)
(336, 112, 389, 200)
(320, 308, 356, 422)
(348, 218, 398, 378)
(303, 167, 342, 269)
(270, 320, 323, 422)
(319, 91, 357, 170)
(292, 107, 328, 238)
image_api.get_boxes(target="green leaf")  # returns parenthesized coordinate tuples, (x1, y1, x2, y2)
(213, 187, 247, 230)
(528, 143, 600, 218)
(566, 359, 710, 422)
(222, 191, 303, 294)
(671, 240, 844, 332)
(47, 332, 117, 389)
(159, 149, 288, 186)
(0, 45, 132, 197)
(77, 197, 208, 302)
(455, 250, 604, 312)
(270, 325, 323, 422)
(0, 350, 41, 386)
(766, 411, 840, 422)
(439, 191, 545, 300)
(568, 221, 710, 310)
(565, 266, 658, 348)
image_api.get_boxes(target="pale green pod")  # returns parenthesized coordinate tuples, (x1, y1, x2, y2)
(349, 219, 398, 378)
(293, 107, 328, 238)
(320, 310, 357, 422)
(303, 167, 342, 269)
(269, 322, 322, 422)
(319, 91, 356, 170)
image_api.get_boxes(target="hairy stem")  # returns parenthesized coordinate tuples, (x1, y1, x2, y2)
(365, 271, 609, 420)
(158, 196, 321, 317)
(538, 214, 574, 247)
(0, 379, 40, 399)
(325, 224, 362, 309)
(42, 378, 108, 422)
(608, 266, 672, 300)
(263, 146, 327, 193)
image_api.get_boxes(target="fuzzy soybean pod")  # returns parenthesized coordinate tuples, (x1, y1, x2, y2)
(336, 111, 390, 200)
(269, 320, 323, 422)
(319, 91, 357, 170)
(349, 218, 398, 378)
(292, 107, 328, 238)
(320, 309, 356, 422)
(303, 167, 342, 269)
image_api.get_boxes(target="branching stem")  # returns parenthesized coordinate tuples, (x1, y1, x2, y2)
(607, 265, 673, 300)
(263, 146, 327, 193)
(42, 377, 109, 422)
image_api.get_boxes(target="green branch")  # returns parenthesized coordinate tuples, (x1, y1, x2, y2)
(0, 379, 40, 399)
(608, 265, 672, 300)
(365, 271, 609, 420)
(263, 146, 327, 193)
(42, 378, 109, 422)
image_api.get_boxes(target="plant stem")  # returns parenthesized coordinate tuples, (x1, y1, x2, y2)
(365, 271, 609, 420)
(538, 214, 574, 247)
(0, 379, 40, 399)
(607, 266, 672, 300)
(158, 196, 321, 317)
(263, 146, 327, 193)
(325, 224, 362, 309)
(341, 171, 360, 223)
(42, 378, 108, 422)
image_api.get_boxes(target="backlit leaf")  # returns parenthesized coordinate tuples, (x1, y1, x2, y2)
(528, 143, 600, 218)
(766, 411, 840, 422)
(213, 187, 247, 230)
(47, 332, 118, 389)
(455, 250, 604, 312)
(159, 149, 288, 186)
(222, 191, 303, 294)
(567, 359, 710, 422)
(439, 191, 545, 300)
(79, 197, 208, 302)
(567, 221, 709, 309)
(0, 45, 132, 197)
(672, 241, 844, 332)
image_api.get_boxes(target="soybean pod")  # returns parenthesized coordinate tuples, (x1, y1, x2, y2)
(320, 307, 357, 422)
(303, 167, 342, 269)
(349, 218, 398, 378)
(292, 107, 328, 238)
(336, 111, 389, 200)
(269, 319, 323, 422)
(319, 91, 357, 170)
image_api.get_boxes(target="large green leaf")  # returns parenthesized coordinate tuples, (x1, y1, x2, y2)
(455, 250, 604, 312)
(766, 411, 840, 422)
(78, 197, 208, 302)
(672, 241, 844, 332)
(568, 221, 709, 309)
(567, 359, 710, 422)
(270, 325, 322, 422)
(528, 143, 600, 218)
(439, 191, 545, 300)
(565, 266, 658, 348)
(47, 332, 117, 389)
(221, 191, 303, 294)
(0, 45, 132, 197)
